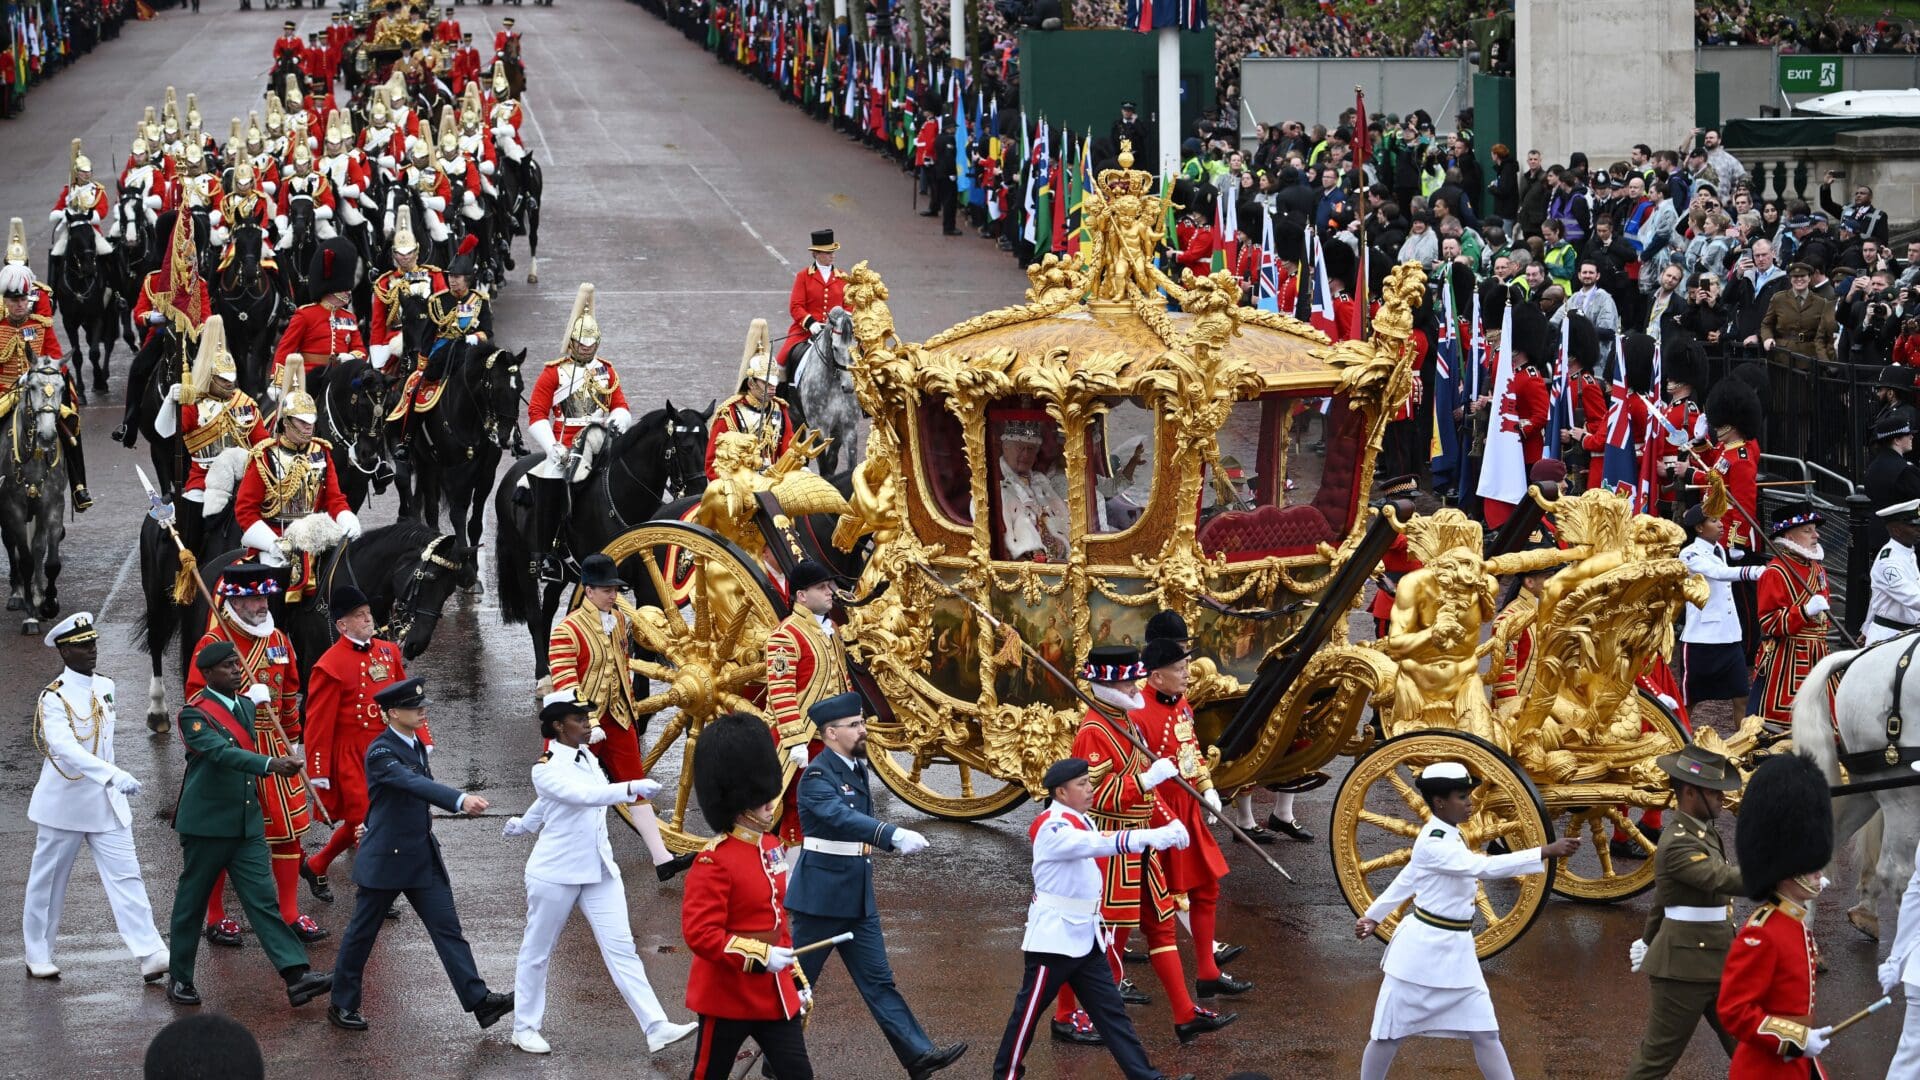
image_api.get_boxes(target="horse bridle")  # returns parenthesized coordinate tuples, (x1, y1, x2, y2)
(1836, 633, 1920, 775)
(382, 534, 464, 643)
(8, 369, 66, 499)
(323, 365, 384, 477)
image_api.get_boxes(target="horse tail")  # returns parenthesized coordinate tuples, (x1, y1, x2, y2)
(1790, 647, 1859, 783)
(495, 474, 532, 625)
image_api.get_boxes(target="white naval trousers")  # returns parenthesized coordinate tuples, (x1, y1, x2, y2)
(22, 825, 165, 966)
(1891, 986, 1920, 1080)
(513, 874, 673, 1038)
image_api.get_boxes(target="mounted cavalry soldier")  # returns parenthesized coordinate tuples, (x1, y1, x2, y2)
(234, 367, 361, 598)
(1749, 503, 1829, 729)
(275, 142, 338, 251)
(211, 161, 275, 252)
(780, 229, 845, 376)
(152, 316, 269, 550)
(272, 237, 365, 399)
(704, 318, 795, 480)
(48, 140, 113, 288)
(489, 62, 528, 166)
(386, 235, 490, 448)
(525, 283, 631, 582)
(117, 138, 170, 241)
(399, 137, 454, 247)
(1, 262, 91, 513)
(5, 218, 55, 318)
(369, 217, 444, 373)
(763, 559, 846, 846)
(317, 112, 374, 246)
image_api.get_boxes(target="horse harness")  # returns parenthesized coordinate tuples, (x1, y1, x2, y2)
(1836, 632, 1920, 775)
(384, 534, 462, 643)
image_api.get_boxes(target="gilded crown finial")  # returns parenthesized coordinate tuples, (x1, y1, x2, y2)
(1117, 138, 1134, 171)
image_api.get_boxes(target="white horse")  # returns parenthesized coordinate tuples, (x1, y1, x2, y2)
(1792, 643, 1920, 939)
(783, 306, 861, 476)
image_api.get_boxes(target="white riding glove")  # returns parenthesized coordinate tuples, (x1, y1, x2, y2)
(1202, 788, 1223, 816)
(1803, 594, 1831, 617)
(1881, 957, 1903, 996)
(145, 311, 165, 324)
(789, 745, 809, 768)
(1629, 938, 1648, 973)
(1139, 758, 1179, 790)
(588, 725, 607, 745)
(1803, 1025, 1833, 1058)
(464, 334, 478, 345)
(165, 383, 182, 401)
(892, 828, 929, 855)
(764, 947, 796, 972)
(545, 440, 567, 466)
(627, 779, 662, 801)
(336, 511, 364, 540)
(245, 683, 273, 705)
(108, 769, 143, 797)
(409, 281, 431, 297)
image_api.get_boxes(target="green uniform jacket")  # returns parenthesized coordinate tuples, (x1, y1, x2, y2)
(173, 691, 275, 839)
(1639, 809, 1746, 982)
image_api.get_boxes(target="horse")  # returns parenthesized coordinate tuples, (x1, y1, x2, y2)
(52, 206, 120, 399)
(281, 195, 320, 301)
(0, 356, 70, 635)
(494, 154, 542, 284)
(314, 356, 394, 512)
(121, 328, 193, 494)
(780, 306, 860, 475)
(135, 518, 478, 732)
(212, 222, 287, 397)
(112, 186, 157, 346)
(402, 342, 526, 549)
(493, 401, 711, 682)
(1791, 643, 1920, 941)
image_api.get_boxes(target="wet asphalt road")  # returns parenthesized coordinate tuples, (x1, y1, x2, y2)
(0, 5, 1906, 1077)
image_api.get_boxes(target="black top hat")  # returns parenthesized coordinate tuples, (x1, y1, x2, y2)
(1657, 745, 1742, 792)
(578, 553, 620, 588)
(808, 229, 839, 253)
(374, 677, 430, 711)
(1145, 609, 1191, 643)
(307, 238, 359, 296)
(1042, 756, 1090, 793)
(1769, 501, 1823, 537)
(693, 711, 785, 830)
(1081, 645, 1144, 683)
(217, 563, 284, 597)
(807, 691, 863, 727)
(330, 584, 371, 617)
(788, 559, 833, 595)
(1140, 637, 1189, 673)
(1735, 752, 1833, 901)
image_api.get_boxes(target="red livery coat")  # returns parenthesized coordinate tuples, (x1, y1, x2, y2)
(1718, 899, 1829, 1079)
(303, 635, 417, 821)
(682, 828, 806, 1021)
(781, 264, 846, 371)
(1130, 692, 1229, 892)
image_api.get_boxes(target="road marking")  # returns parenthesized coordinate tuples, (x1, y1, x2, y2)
(97, 544, 140, 624)
(686, 163, 791, 270)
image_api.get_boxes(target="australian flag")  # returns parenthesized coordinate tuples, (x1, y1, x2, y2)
(1128, 0, 1207, 31)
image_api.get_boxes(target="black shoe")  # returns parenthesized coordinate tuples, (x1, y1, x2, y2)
(1196, 971, 1255, 997)
(288, 916, 329, 943)
(1266, 814, 1315, 842)
(1049, 1016, 1104, 1046)
(905, 1041, 967, 1080)
(300, 860, 334, 903)
(328, 1005, 368, 1030)
(1609, 838, 1651, 860)
(1174, 1006, 1236, 1044)
(166, 979, 201, 1006)
(1235, 824, 1277, 845)
(1212, 942, 1245, 966)
(1117, 978, 1151, 1006)
(1121, 945, 1147, 965)
(285, 970, 332, 1007)
(204, 919, 243, 947)
(1638, 823, 1664, 845)
(941, 228, 964, 236)
(656, 851, 696, 882)
(111, 423, 131, 446)
(917, 209, 938, 217)
(383, 903, 401, 920)
(472, 990, 513, 1029)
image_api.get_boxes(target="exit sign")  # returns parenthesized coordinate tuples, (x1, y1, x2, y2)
(1780, 55, 1843, 93)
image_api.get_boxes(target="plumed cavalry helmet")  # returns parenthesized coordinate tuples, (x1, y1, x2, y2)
(69, 139, 91, 184)
(264, 92, 286, 133)
(436, 107, 459, 157)
(491, 60, 510, 96)
(737, 318, 774, 388)
(246, 110, 264, 146)
(565, 283, 599, 351)
(187, 314, 238, 401)
(391, 214, 420, 257)
(232, 160, 256, 188)
(6, 218, 30, 267)
(162, 85, 181, 133)
(186, 92, 202, 132)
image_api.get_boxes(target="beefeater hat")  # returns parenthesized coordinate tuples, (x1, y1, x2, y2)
(1735, 752, 1832, 901)
(6, 218, 29, 267)
(565, 283, 599, 350)
(186, 314, 237, 404)
(693, 711, 785, 831)
(737, 318, 774, 387)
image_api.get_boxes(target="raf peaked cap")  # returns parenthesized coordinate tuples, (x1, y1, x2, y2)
(374, 677, 429, 711)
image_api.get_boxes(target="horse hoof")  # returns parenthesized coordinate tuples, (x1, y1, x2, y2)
(1847, 906, 1880, 940)
(21, 620, 38, 636)
(5, 596, 19, 611)
(526, 272, 538, 284)
(147, 715, 171, 735)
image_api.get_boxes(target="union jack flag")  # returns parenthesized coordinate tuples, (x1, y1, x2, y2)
(1127, 0, 1207, 31)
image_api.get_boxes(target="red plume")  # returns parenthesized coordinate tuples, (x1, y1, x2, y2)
(458, 235, 478, 256)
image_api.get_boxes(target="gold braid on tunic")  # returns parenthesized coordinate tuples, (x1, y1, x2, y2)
(33, 681, 104, 782)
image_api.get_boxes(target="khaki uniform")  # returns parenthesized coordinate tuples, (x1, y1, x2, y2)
(1759, 289, 1837, 365)
(1622, 809, 1746, 1079)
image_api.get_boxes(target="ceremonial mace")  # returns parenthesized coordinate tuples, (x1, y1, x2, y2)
(908, 561, 1293, 882)
(137, 465, 335, 828)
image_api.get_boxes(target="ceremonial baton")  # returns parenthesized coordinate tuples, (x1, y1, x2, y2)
(727, 936, 850, 1080)
(907, 561, 1292, 882)
(1824, 994, 1894, 1039)
(137, 466, 335, 828)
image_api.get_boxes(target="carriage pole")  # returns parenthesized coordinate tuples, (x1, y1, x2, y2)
(136, 466, 335, 828)
(908, 562, 1293, 881)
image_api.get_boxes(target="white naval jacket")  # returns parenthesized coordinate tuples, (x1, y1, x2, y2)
(1021, 804, 1148, 957)
(520, 744, 639, 886)
(1678, 537, 1752, 646)
(29, 669, 131, 833)
(1363, 817, 1544, 988)
(1866, 539, 1920, 644)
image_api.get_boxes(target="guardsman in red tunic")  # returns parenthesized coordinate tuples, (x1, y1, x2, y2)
(451, 32, 482, 94)
(1652, 351, 1709, 514)
(1559, 314, 1606, 491)
(762, 560, 845, 846)
(317, 112, 373, 246)
(1749, 503, 1830, 728)
(183, 564, 325, 948)
(234, 377, 359, 601)
(547, 554, 694, 881)
(682, 712, 815, 1080)
(0, 263, 91, 513)
(1369, 475, 1424, 638)
(49, 141, 112, 282)
(298, 584, 418, 903)
(1719, 751, 1835, 1079)
(525, 284, 632, 580)
(326, 13, 354, 74)
(1696, 378, 1765, 553)
(275, 143, 339, 250)
(271, 238, 364, 396)
(779, 229, 846, 375)
(705, 319, 795, 480)
(274, 20, 304, 65)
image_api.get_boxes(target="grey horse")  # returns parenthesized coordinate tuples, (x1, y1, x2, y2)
(783, 306, 861, 475)
(1, 355, 69, 635)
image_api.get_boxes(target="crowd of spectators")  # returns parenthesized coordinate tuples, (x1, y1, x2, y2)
(1, 0, 135, 119)
(1696, 2, 1918, 51)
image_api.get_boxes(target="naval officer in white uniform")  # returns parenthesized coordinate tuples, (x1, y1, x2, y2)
(1865, 499, 1920, 645)
(23, 612, 169, 983)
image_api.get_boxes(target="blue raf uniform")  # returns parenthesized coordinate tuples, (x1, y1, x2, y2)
(327, 677, 513, 1032)
(784, 692, 964, 1078)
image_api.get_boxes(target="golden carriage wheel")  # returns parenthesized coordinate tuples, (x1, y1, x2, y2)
(1331, 730, 1557, 961)
(600, 520, 787, 855)
(851, 667, 1031, 821)
(1547, 689, 1690, 903)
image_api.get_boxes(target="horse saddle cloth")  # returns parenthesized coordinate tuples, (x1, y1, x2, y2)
(384, 371, 447, 421)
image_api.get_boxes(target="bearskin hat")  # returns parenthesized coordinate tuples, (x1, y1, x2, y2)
(1663, 346, 1706, 393)
(1735, 752, 1833, 901)
(1705, 377, 1763, 440)
(1729, 362, 1771, 401)
(1620, 332, 1656, 394)
(1320, 236, 1358, 290)
(692, 711, 784, 832)
(307, 237, 358, 296)
(1509, 300, 1555, 372)
(1565, 311, 1600, 372)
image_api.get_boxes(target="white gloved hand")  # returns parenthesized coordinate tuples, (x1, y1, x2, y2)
(464, 334, 478, 345)
(502, 816, 531, 838)
(1881, 958, 1903, 996)
(1629, 938, 1648, 973)
(1803, 1025, 1832, 1058)
(335, 352, 358, 365)
(1804, 594, 1831, 617)
(789, 745, 809, 768)
(145, 311, 165, 324)
(409, 281, 431, 297)
(1202, 788, 1223, 815)
(764, 947, 796, 972)
(166, 383, 182, 401)
(588, 725, 607, 745)
(1148, 821, 1191, 851)
(892, 828, 929, 855)
(798, 986, 814, 1011)
(627, 778, 662, 801)
(545, 440, 567, 465)
(245, 683, 273, 705)
(108, 769, 143, 797)
(259, 544, 289, 568)
(311, 777, 331, 790)
(1140, 758, 1179, 790)
(337, 511, 363, 540)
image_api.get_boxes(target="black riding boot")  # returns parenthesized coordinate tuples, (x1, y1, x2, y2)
(62, 429, 91, 513)
(115, 336, 166, 446)
(530, 475, 568, 583)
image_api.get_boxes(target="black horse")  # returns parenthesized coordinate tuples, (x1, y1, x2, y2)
(112, 186, 157, 349)
(281, 195, 320, 301)
(52, 206, 120, 399)
(494, 401, 711, 681)
(135, 519, 478, 732)
(212, 222, 287, 397)
(401, 342, 526, 549)
(494, 154, 542, 285)
(313, 356, 393, 512)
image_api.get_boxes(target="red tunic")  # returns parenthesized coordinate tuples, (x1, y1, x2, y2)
(370, 266, 446, 348)
(682, 828, 806, 1021)
(1719, 899, 1829, 1079)
(233, 438, 351, 537)
(1693, 438, 1762, 551)
(179, 394, 270, 494)
(1751, 553, 1829, 725)
(1173, 221, 1213, 280)
(1503, 368, 1550, 465)
(273, 33, 303, 61)
(186, 617, 311, 843)
(704, 392, 795, 479)
(526, 357, 631, 449)
(1130, 691, 1229, 892)
(1369, 534, 1420, 632)
(780, 265, 846, 372)
(303, 635, 415, 821)
(1073, 704, 1175, 925)
(272, 302, 366, 382)
(1585, 391, 1652, 491)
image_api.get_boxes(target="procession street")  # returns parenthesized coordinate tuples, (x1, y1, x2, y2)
(0, 2, 1899, 1076)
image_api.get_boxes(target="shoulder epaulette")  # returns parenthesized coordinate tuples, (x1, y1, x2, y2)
(700, 835, 725, 852)
(1428, 828, 1446, 838)
(1747, 902, 1776, 927)
(537, 750, 553, 764)
(43, 678, 62, 693)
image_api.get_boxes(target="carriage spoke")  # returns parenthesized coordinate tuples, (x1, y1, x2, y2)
(642, 714, 689, 772)
(1359, 848, 1413, 876)
(1388, 772, 1429, 818)
(958, 764, 976, 800)
(1474, 884, 1498, 925)
(630, 688, 685, 718)
(1358, 809, 1422, 839)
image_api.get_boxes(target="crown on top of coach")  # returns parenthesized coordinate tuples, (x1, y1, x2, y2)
(1098, 138, 1155, 199)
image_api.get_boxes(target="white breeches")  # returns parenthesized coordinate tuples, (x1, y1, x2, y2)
(424, 209, 449, 243)
(51, 221, 113, 256)
(369, 341, 393, 371)
(340, 203, 366, 229)
(23, 824, 165, 965)
(513, 874, 672, 1038)
(458, 192, 484, 222)
(496, 134, 526, 163)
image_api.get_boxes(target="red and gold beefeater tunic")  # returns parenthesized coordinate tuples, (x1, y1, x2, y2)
(1718, 897, 1829, 1079)
(763, 609, 847, 845)
(548, 599, 647, 782)
(1751, 551, 1829, 725)
(185, 616, 310, 843)
(1073, 703, 1176, 926)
